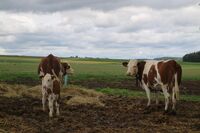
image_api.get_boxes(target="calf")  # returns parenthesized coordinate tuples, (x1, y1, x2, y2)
(123, 60, 182, 114)
(42, 73, 60, 117)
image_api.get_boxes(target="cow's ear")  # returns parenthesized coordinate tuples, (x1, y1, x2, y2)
(122, 62, 128, 67)
(66, 65, 70, 69)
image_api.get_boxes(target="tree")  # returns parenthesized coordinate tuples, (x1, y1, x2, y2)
(183, 51, 200, 62)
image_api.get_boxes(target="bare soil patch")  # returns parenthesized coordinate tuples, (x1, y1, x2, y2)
(0, 84, 199, 133)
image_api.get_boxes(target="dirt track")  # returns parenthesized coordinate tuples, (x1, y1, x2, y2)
(0, 95, 199, 133)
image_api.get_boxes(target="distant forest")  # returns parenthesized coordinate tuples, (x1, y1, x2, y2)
(183, 51, 200, 62)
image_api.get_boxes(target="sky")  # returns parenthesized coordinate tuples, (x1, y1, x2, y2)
(0, 0, 200, 59)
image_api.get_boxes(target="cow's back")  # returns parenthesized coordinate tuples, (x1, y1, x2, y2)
(157, 60, 181, 86)
(38, 54, 61, 77)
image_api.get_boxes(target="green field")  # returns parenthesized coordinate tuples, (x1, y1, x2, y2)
(0, 55, 200, 83)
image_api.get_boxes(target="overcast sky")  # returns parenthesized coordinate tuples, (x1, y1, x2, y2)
(0, 0, 200, 59)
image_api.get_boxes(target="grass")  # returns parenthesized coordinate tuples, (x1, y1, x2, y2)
(96, 88, 200, 102)
(0, 55, 200, 83)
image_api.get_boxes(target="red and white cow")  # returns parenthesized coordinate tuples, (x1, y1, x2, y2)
(123, 60, 182, 114)
(38, 54, 72, 117)
(38, 54, 72, 81)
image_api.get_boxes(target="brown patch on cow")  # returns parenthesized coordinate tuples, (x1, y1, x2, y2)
(137, 61, 146, 82)
(176, 63, 182, 85)
(38, 54, 61, 77)
(157, 60, 182, 88)
(53, 80, 60, 95)
(47, 88, 52, 94)
(148, 65, 157, 86)
(143, 74, 148, 85)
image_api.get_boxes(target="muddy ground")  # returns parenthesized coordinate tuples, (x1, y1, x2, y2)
(0, 95, 199, 133)
(0, 80, 199, 133)
(73, 80, 200, 95)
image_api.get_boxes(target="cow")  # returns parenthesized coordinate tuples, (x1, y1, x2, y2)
(38, 54, 73, 84)
(42, 73, 60, 117)
(38, 54, 72, 117)
(122, 60, 182, 114)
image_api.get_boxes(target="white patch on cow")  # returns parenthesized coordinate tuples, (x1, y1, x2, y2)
(141, 80, 151, 106)
(41, 73, 60, 117)
(126, 59, 138, 76)
(161, 84, 170, 111)
(39, 71, 44, 77)
(154, 62, 162, 86)
(42, 74, 53, 91)
(143, 60, 157, 76)
(163, 60, 172, 63)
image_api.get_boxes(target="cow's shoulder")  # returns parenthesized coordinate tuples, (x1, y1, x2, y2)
(137, 61, 146, 81)
(143, 60, 158, 75)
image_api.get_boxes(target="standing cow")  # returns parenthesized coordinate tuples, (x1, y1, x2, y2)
(38, 54, 72, 117)
(122, 60, 182, 114)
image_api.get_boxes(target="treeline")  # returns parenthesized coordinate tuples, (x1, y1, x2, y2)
(183, 51, 200, 62)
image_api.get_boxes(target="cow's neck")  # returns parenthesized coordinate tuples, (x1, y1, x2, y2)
(137, 61, 146, 82)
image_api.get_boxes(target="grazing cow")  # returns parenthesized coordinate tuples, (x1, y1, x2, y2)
(122, 60, 182, 114)
(42, 73, 60, 117)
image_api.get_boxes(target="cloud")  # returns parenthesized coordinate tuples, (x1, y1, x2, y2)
(0, 1, 199, 59)
(0, 0, 198, 12)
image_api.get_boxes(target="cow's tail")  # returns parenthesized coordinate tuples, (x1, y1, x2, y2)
(174, 73, 180, 100)
(52, 69, 59, 81)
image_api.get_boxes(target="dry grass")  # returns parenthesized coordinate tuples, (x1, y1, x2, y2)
(0, 84, 28, 97)
(62, 85, 104, 106)
(0, 83, 104, 107)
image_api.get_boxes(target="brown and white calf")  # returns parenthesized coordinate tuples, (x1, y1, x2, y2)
(42, 73, 60, 117)
(123, 60, 182, 114)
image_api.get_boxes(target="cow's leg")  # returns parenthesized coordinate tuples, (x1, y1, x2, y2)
(42, 88, 46, 111)
(171, 87, 177, 115)
(42, 95, 46, 111)
(55, 100, 60, 116)
(162, 85, 170, 114)
(155, 91, 159, 105)
(142, 83, 151, 107)
(48, 94, 54, 117)
(54, 95, 60, 116)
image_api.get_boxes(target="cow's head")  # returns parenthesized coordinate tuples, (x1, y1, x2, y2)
(122, 60, 138, 76)
(61, 62, 74, 75)
(42, 73, 55, 90)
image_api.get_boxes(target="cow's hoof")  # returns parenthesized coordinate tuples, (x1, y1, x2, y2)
(56, 112, 60, 116)
(145, 106, 151, 110)
(163, 110, 170, 115)
(143, 106, 151, 114)
(49, 113, 53, 117)
(170, 110, 177, 115)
